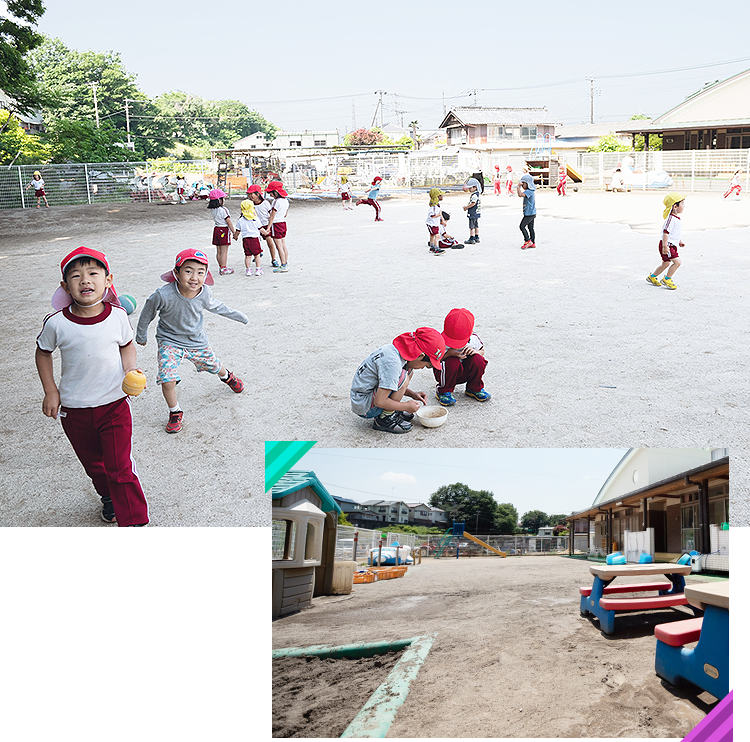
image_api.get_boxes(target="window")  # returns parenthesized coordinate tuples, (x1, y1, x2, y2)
(681, 503, 698, 552)
(314, 139, 327, 147)
(272, 519, 297, 560)
(289, 140, 302, 147)
(521, 126, 537, 140)
(378, 507, 386, 512)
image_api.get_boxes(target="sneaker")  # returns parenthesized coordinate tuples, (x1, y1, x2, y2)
(222, 370, 244, 393)
(219, 266, 234, 275)
(661, 277, 677, 290)
(436, 391, 457, 406)
(395, 410, 415, 422)
(245, 268, 253, 276)
(166, 410, 183, 433)
(465, 388, 492, 402)
(273, 263, 289, 272)
(271, 260, 280, 268)
(521, 241, 531, 249)
(474, 237, 480, 243)
(464, 236, 476, 244)
(101, 498, 116, 524)
(372, 412, 412, 433)
(430, 246, 446, 255)
(375, 217, 384, 222)
(255, 267, 263, 276)
(646, 274, 661, 286)
(450, 242, 465, 249)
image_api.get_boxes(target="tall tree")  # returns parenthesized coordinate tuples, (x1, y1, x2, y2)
(494, 503, 519, 534)
(521, 510, 549, 533)
(0, 0, 47, 131)
(429, 483, 498, 532)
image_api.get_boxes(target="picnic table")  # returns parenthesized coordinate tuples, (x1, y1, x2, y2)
(655, 581, 729, 699)
(580, 562, 693, 635)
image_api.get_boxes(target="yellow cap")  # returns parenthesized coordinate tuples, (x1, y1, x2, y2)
(340, 175, 347, 184)
(429, 188, 444, 206)
(663, 192, 686, 219)
(33, 171, 41, 177)
(240, 199, 256, 220)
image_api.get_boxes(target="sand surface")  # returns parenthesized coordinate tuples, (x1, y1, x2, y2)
(272, 556, 721, 738)
(0, 189, 747, 526)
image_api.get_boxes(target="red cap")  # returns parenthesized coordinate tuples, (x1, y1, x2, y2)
(372, 176, 382, 184)
(442, 308, 475, 348)
(160, 248, 214, 285)
(246, 185, 262, 194)
(52, 247, 120, 310)
(392, 327, 446, 370)
(506, 165, 513, 171)
(266, 180, 288, 197)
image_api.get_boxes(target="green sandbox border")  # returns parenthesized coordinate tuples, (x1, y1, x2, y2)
(272, 633, 437, 738)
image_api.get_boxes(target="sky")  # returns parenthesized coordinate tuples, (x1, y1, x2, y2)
(294, 448, 630, 516)
(26, 0, 750, 135)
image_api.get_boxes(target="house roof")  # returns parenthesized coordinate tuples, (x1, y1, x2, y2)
(439, 107, 562, 129)
(332, 496, 360, 506)
(616, 117, 750, 134)
(555, 122, 634, 139)
(271, 470, 341, 513)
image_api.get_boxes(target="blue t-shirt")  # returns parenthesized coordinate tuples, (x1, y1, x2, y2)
(522, 188, 536, 216)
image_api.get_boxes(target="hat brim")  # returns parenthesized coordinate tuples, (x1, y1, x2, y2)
(161, 268, 214, 286)
(442, 332, 471, 349)
(52, 286, 120, 311)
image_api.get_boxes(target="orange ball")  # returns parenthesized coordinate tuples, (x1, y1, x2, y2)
(122, 369, 147, 396)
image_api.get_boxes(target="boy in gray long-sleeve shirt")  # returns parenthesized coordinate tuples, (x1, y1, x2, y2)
(136, 248, 248, 434)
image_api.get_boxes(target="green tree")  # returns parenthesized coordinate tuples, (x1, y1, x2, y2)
(0, 0, 47, 131)
(0, 109, 50, 164)
(43, 119, 143, 162)
(338, 511, 352, 527)
(521, 510, 549, 533)
(494, 503, 519, 534)
(429, 483, 498, 532)
(588, 133, 630, 152)
(548, 514, 569, 527)
(629, 114, 662, 151)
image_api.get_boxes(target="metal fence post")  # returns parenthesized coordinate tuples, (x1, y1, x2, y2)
(18, 166, 25, 209)
(84, 164, 92, 204)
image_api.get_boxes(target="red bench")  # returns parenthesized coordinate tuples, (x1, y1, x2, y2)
(579, 581, 671, 597)
(654, 617, 703, 647)
(599, 594, 688, 611)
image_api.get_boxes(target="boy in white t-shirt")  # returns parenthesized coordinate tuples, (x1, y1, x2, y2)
(35, 247, 149, 526)
(647, 193, 685, 290)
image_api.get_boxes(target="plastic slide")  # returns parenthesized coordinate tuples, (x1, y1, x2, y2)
(463, 532, 507, 557)
(566, 163, 583, 183)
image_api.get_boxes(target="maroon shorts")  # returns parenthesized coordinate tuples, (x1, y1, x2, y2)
(341, 193, 351, 201)
(212, 226, 230, 246)
(242, 236, 262, 256)
(427, 225, 439, 236)
(658, 240, 679, 261)
(271, 222, 287, 239)
(177, 188, 185, 195)
(35, 189, 46, 197)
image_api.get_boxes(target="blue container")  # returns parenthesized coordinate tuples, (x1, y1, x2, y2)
(606, 553, 627, 565)
(638, 552, 654, 564)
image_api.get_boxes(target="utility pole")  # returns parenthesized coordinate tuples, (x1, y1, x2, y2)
(372, 90, 386, 129)
(588, 76, 595, 124)
(91, 83, 100, 128)
(124, 98, 137, 150)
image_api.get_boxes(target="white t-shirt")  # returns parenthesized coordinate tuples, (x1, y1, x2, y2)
(426, 204, 441, 227)
(31, 178, 45, 191)
(36, 303, 133, 408)
(271, 197, 289, 223)
(662, 213, 682, 247)
(211, 205, 230, 227)
(237, 214, 262, 238)
(255, 199, 272, 226)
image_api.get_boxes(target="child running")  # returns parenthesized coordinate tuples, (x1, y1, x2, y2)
(505, 165, 514, 196)
(351, 327, 445, 434)
(234, 185, 265, 276)
(356, 176, 384, 221)
(646, 192, 686, 290)
(462, 177, 482, 244)
(434, 307, 491, 406)
(136, 249, 247, 433)
(207, 188, 236, 275)
(517, 172, 537, 249)
(338, 175, 354, 210)
(723, 169, 742, 198)
(557, 161, 567, 196)
(493, 165, 502, 196)
(176, 174, 187, 204)
(426, 188, 446, 255)
(263, 180, 290, 273)
(26, 170, 49, 208)
(35, 247, 149, 526)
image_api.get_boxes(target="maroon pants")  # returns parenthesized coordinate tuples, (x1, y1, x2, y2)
(433, 354, 488, 393)
(60, 397, 149, 527)
(356, 198, 381, 219)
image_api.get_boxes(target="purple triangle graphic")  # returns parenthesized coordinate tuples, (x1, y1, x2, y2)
(682, 690, 732, 742)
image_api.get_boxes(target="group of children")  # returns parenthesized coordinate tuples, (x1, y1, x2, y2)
(351, 308, 491, 434)
(206, 181, 290, 275)
(36, 243, 249, 526)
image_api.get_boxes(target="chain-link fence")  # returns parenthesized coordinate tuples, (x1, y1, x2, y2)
(334, 525, 418, 564)
(415, 533, 569, 557)
(576, 149, 750, 192)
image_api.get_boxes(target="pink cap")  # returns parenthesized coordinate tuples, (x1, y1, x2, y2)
(160, 248, 214, 285)
(392, 327, 446, 370)
(441, 308, 475, 348)
(208, 188, 227, 199)
(52, 246, 120, 310)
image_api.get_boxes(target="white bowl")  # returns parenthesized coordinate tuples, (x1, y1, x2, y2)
(416, 406, 448, 428)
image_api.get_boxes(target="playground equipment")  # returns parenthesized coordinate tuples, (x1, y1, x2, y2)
(368, 543, 413, 566)
(433, 523, 507, 559)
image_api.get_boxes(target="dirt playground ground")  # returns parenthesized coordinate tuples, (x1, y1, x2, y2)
(272, 555, 724, 738)
(0, 189, 747, 526)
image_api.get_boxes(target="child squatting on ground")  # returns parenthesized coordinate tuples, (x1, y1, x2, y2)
(647, 192, 686, 290)
(517, 172, 537, 249)
(207, 188, 236, 275)
(426, 188, 447, 255)
(136, 249, 248, 434)
(351, 327, 446, 434)
(234, 186, 265, 276)
(434, 307, 491, 406)
(35, 247, 149, 526)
